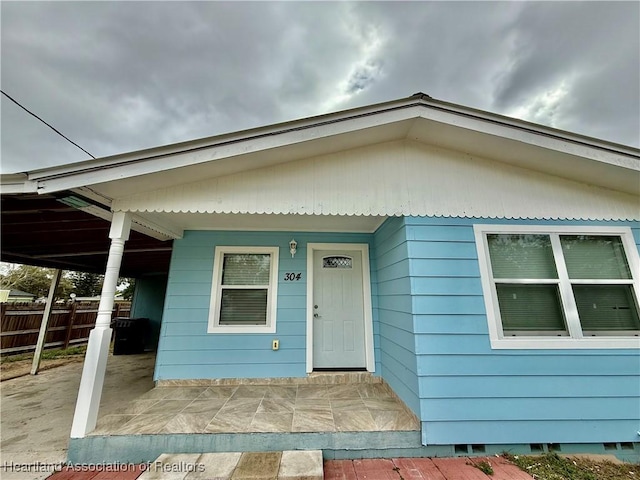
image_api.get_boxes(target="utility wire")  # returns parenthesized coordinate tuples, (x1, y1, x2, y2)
(1, 90, 96, 159)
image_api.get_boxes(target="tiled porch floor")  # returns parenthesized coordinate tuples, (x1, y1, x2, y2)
(91, 383, 419, 435)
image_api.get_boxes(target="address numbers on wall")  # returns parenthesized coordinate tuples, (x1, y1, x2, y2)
(283, 273, 302, 281)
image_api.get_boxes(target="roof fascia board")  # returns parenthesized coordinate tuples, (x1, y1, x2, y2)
(424, 98, 640, 157)
(31, 106, 423, 194)
(27, 95, 424, 181)
(414, 107, 640, 171)
(0, 174, 38, 194)
(29, 94, 638, 183)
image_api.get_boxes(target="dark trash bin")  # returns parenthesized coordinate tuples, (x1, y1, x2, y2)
(111, 317, 149, 355)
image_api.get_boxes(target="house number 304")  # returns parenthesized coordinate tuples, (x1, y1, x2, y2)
(284, 273, 302, 281)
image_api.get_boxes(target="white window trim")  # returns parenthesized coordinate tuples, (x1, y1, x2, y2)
(207, 246, 279, 333)
(474, 224, 640, 349)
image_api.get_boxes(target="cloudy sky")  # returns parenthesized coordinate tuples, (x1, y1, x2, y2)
(1, 1, 638, 174)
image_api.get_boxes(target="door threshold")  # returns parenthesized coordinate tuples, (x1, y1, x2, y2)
(312, 368, 367, 372)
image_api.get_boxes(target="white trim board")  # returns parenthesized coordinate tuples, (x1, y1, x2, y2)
(305, 243, 375, 373)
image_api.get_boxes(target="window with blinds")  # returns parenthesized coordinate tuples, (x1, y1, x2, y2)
(561, 235, 638, 335)
(208, 247, 279, 333)
(475, 226, 640, 348)
(488, 234, 568, 336)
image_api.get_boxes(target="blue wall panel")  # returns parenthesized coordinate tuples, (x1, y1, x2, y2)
(424, 419, 636, 445)
(405, 216, 640, 446)
(417, 353, 640, 375)
(421, 397, 640, 421)
(373, 217, 420, 415)
(130, 274, 168, 350)
(155, 230, 377, 381)
(418, 375, 640, 398)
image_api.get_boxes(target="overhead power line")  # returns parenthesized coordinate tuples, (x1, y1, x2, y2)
(1, 90, 96, 159)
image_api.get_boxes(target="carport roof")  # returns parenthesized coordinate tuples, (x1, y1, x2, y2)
(1, 192, 172, 276)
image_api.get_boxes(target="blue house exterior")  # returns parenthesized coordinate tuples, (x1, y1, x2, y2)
(151, 216, 640, 454)
(5, 93, 638, 459)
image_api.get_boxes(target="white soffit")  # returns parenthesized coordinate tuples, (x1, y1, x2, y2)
(144, 213, 388, 233)
(113, 140, 640, 222)
(408, 118, 639, 195)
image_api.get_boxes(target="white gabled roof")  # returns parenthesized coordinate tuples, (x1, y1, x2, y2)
(5, 93, 639, 194)
(2, 93, 639, 235)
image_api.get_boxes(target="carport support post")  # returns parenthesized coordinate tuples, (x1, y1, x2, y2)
(70, 212, 131, 438)
(30, 268, 62, 375)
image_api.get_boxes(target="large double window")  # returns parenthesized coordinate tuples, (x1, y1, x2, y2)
(208, 246, 279, 333)
(474, 225, 640, 349)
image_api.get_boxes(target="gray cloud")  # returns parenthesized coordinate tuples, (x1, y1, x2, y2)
(2, 1, 638, 174)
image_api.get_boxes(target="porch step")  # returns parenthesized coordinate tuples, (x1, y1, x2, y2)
(157, 371, 382, 387)
(138, 450, 323, 479)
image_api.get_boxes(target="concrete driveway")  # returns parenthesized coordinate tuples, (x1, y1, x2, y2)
(0, 353, 156, 480)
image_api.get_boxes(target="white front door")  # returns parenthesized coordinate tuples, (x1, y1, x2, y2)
(312, 250, 366, 369)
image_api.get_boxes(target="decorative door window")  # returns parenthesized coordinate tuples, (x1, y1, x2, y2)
(323, 256, 353, 269)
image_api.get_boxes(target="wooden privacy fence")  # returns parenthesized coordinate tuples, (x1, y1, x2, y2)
(0, 301, 131, 355)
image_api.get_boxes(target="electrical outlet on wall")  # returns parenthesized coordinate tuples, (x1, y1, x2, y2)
(272, 339, 279, 350)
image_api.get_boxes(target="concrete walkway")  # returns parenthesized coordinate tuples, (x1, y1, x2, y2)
(0, 353, 156, 480)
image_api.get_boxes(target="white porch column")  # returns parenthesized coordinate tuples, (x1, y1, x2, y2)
(70, 212, 131, 438)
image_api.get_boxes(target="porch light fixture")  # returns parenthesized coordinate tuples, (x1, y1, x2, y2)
(289, 239, 297, 258)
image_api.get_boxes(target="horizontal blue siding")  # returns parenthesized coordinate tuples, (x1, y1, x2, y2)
(411, 277, 481, 295)
(162, 321, 307, 337)
(159, 336, 307, 352)
(424, 420, 637, 444)
(376, 259, 411, 283)
(406, 216, 640, 446)
(421, 397, 640, 421)
(373, 218, 420, 415)
(417, 353, 640, 375)
(158, 363, 305, 379)
(377, 295, 413, 314)
(155, 230, 377, 381)
(413, 315, 488, 334)
(161, 349, 305, 365)
(419, 375, 640, 398)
